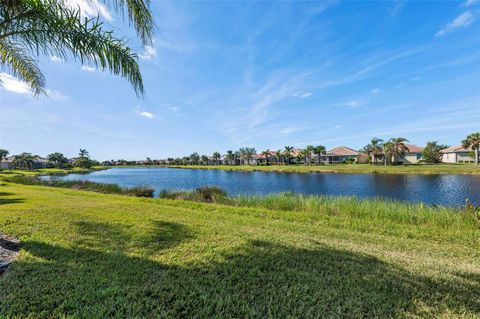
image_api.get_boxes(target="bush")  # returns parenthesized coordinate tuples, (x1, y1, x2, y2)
(195, 186, 227, 202)
(128, 186, 155, 198)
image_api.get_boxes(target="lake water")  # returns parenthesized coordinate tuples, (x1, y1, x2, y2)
(42, 167, 480, 206)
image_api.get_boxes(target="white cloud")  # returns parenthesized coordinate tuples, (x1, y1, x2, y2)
(50, 55, 63, 63)
(370, 88, 380, 94)
(81, 65, 96, 72)
(138, 111, 154, 119)
(293, 92, 312, 98)
(0, 72, 30, 94)
(342, 99, 367, 107)
(139, 45, 157, 60)
(463, 0, 480, 6)
(45, 89, 69, 101)
(66, 0, 113, 21)
(436, 11, 475, 37)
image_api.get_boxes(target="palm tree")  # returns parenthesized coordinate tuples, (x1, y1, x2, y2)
(244, 147, 257, 165)
(382, 142, 393, 166)
(79, 148, 89, 158)
(462, 132, 480, 165)
(225, 150, 234, 165)
(0, 149, 9, 165)
(13, 152, 35, 170)
(387, 137, 410, 164)
(47, 152, 67, 168)
(299, 149, 310, 165)
(313, 145, 326, 165)
(189, 152, 200, 165)
(200, 155, 209, 165)
(275, 149, 283, 165)
(261, 149, 271, 165)
(284, 146, 294, 165)
(212, 152, 221, 165)
(362, 138, 384, 164)
(305, 145, 314, 165)
(0, 0, 154, 96)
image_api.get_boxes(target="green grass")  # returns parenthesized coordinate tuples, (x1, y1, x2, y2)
(166, 163, 480, 174)
(0, 183, 479, 317)
(0, 167, 106, 179)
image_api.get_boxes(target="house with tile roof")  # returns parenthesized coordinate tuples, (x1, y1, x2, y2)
(397, 144, 424, 164)
(441, 145, 475, 163)
(313, 146, 369, 164)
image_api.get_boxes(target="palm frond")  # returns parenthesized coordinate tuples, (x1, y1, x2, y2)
(0, 39, 45, 96)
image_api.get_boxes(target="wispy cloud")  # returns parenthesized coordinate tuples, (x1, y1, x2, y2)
(463, 0, 480, 6)
(139, 45, 157, 60)
(293, 92, 312, 98)
(50, 55, 63, 63)
(341, 99, 367, 107)
(370, 88, 380, 94)
(436, 11, 475, 37)
(45, 89, 69, 101)
(81, 65, 96, 72)
(389, 0, 405, 17)
(67, 0, 112, 21)
(135, 106, 155, 119)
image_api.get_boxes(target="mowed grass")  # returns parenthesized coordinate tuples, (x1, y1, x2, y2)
(167, 163, 480, 174)
(0, 183, 479, 318)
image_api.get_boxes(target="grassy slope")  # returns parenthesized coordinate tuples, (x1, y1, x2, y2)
(166, 164, 480, 174)
(0, 183, 479, 318)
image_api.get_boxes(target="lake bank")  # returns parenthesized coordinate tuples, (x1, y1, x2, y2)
(40, 167, 480, 206)
(164, 163, 480, 175)
(0, 182, 478, 317)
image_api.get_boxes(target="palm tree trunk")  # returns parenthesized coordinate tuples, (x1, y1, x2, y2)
(476, 148, 479, 165)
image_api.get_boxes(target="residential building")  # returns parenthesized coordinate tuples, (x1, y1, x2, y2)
(315, 146, 368, 164)
(397, 144, 424, 164)
(441, 145, 475, 163)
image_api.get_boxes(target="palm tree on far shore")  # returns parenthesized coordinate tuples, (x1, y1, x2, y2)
(261, 149, 271, 165)
(362, 138, 384, 164)
(284, 146, 294, 165)
(306, 145, 314, 165)
(212, 152, 221, 165)
(275, 149, 283, 165)
(225, 150, 235, 165)
(299, 149, 310, 165)
(0, 149, 9, 167)
(388, 137, 410, 164)
(462, 132, 480, 165)
(313, 145, 326, 165)
(79, 149, 89, 158)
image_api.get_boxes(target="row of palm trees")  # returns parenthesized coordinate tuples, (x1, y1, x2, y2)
(361, 137, 411, 166)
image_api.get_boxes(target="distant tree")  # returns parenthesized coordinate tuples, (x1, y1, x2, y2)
(225, 150, 235, 165)
(238, 147, 256, 165)
(305, 145, 314, 165)
(387, 137, 410, 164)
(0, 149, 9, 169)
(275, 149, 283, 165)
(47, 152, 67, 168)
(313, 145, 326, 165)
(283, 146, 294, 165)
(189, 153, 200, 165)
(362, 138, 384, 164)
(201, 155, 209, 165)
(74, 157, 92, 168)
(261, 149, 271, 165)
(462, 132, 480, 165)
(13, 152, 35, 170)
(299, 149, 310, 165)
(212, 152, 221, 165)
(422, 142, 448, 164)
(79, 148, 89, 158)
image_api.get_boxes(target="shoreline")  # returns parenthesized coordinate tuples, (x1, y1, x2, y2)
(108, 164, 480, 175)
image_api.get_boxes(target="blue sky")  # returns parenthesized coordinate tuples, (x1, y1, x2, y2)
(1, 0, 479, 160)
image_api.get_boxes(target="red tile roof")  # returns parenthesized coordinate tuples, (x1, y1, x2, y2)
(405, 144, 423, 153)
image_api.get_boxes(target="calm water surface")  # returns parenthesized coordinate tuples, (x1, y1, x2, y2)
(43, 167, 480, 206)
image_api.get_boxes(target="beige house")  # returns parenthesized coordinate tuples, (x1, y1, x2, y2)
(314, 146, 368, 164)
(397, 144, 424, 164)
(441, 145, 475, 163)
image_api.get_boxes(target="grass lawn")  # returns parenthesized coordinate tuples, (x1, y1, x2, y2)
(166, 163, 480, 174)
(0, 167, 106, 179)
(0, 183, 479, 317)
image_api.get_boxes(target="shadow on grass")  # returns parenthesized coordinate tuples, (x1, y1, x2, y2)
(0, 191, 24, 205)
(1, 224, 478, 318)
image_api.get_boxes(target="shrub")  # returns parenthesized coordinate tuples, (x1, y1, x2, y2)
(128, 186, 155, 198)
(195, 186, 227, 202)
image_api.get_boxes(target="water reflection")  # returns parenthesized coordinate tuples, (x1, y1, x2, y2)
(41, 168, 480, 206)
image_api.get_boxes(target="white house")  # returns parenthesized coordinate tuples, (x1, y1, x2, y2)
(441, 145, 475, 163)
(397, 144, 424, 164)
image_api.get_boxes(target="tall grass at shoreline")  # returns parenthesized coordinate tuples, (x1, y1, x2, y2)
(158, 187, 480, 232)
(1, 175, 154, 198)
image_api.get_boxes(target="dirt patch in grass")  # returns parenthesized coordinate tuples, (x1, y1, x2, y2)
(0, 233, 20, 276)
